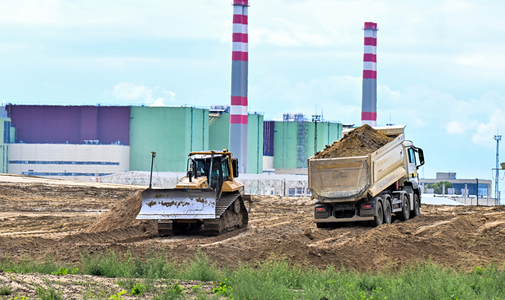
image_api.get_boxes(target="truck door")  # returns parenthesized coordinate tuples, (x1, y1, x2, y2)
(407, 147, 422, 185)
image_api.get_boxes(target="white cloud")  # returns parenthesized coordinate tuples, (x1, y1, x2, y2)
(446, 121, 466, 134)
(149, 98, 166, 107)
(471, 110, 505, 147)
(113, 82, 172, 106)
(163, 90, 176, 97)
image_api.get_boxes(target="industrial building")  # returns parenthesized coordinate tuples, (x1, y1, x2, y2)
(420, 172, 492, 197)
(209, 106, 263, 174)
(2, 104, 265, 179)
(129, 106, 209, 172)
(0, 109, 13, 173)
(263, 113, 343, 171)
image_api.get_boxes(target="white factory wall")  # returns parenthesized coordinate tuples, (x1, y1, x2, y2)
(8, 144, 129, 180)
(262, 156, 274, 170)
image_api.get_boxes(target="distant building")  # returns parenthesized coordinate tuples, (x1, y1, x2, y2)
(420, 172, 491, 197)
(3, 104, 265, 180)
(263, 113, 343, 171)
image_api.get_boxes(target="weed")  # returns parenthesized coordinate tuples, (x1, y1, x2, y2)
(169, 282, 184, 295)
(36, 286, 63, 300)
(130, 282, 146, 295)
(212, 278, 233, 297)
(192, 283, 203, 293)
(472, 266, 483, 275)
(109, 290, 126, 300)
(0, 255, 71, 275)
(51, 268, 68, 276)
(183, 251, 220, 281)
(0, 285, 12, 296)
(154, 281, 185, 300)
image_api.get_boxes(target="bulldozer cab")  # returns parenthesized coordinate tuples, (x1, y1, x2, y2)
(189, 153, 233, 198)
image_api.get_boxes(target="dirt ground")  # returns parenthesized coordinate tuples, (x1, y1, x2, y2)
(0, 272, 215, 299)
(1, 174, 505, 275)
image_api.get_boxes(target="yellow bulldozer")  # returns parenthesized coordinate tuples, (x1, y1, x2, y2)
(135, 150, 250, 236)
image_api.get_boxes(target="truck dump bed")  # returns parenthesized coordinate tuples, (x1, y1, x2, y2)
(308, 133, 406, 203)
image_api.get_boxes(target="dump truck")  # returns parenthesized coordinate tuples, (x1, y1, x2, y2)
(308, 125, 425, 227)
(136, 150, 250, 236)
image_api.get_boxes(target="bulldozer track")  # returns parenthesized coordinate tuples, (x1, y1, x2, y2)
(203, 192, 249, 236)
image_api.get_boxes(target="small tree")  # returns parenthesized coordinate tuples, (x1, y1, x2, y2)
(426, 181, 452, 194)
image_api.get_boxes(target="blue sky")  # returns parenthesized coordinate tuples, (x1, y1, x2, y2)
(1, 0, 505, 187)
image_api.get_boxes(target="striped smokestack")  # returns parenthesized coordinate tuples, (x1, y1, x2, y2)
(361, 22, 378, 126)
(230, 0, 249, 173)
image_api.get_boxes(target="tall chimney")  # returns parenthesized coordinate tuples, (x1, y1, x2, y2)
(230, 0, 249, 173)
(361, 22, 378, 126)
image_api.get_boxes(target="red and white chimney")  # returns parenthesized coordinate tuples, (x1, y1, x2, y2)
(361, 22, 378, 126)
(229, 0, 249, 173)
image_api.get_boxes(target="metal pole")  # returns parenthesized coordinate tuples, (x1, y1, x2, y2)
(149, 151, 156, 189)
(494, 135, 501, 203)
(464, 184, 467, 204)
(476, 178, 479, 205)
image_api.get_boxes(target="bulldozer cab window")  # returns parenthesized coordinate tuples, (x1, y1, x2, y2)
(195, 159, 208, 177)
(221, 157, 230, 180)
(210, 158, 222, 191)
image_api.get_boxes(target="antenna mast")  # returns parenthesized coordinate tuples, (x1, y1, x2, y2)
(494, 134, 502, 205)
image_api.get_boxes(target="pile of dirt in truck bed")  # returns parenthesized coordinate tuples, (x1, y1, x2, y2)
(85, 190, 157, 234)
(315, 124, 393, 159)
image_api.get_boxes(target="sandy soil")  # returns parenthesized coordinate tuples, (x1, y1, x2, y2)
(315, 124, 392, 158)
(1, 174, 505, 275)
(0, 272, 216, 299)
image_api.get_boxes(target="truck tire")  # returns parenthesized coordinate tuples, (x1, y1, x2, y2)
(371, 201, 383, 227)
(397, 195, 410, 221)
(383, 199, 392, 224)
(410, 194, 421, 219)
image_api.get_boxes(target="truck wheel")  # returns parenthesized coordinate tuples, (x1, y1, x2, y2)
(397, 196, 410, 221)
(410, 194, 421, 218)
(371, 201, 383, 227)
(316, 223, 327, 228)
(383, 200, 392, 224)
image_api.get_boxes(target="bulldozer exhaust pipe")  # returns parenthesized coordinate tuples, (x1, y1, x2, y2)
(149, 151, 156, 189)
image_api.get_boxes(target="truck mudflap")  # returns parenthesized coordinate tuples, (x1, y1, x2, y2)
(136, 188, 217, 220)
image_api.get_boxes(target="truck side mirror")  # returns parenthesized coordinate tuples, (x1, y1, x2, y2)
(232, 158, 239, 178)
(418, 149, 425, 167)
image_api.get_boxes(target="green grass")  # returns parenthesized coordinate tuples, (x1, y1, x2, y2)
(0, 285, 13, 296)
(36, 285, 63, 300)
(0, 255, 72, 275)
(2, 250, 505, 299)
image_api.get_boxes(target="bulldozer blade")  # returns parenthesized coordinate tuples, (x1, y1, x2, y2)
(136, 188, 217, 220)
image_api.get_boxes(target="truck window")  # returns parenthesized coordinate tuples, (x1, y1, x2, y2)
(408, 148, 418, 165)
